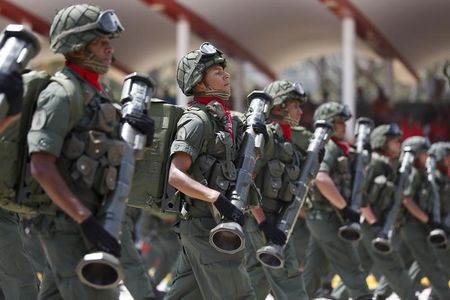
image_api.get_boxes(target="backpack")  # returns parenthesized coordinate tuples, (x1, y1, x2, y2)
(0, 70, 84, 215)
(127, 98, 211, 215)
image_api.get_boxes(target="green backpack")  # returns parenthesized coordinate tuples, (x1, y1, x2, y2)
(0, 70, 84, 215)
(127, 99, 211, 215)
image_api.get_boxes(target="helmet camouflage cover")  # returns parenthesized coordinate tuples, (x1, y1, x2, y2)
(428, 141, 450, 161)
(50, 4, 122, 54)
(263, 80, 306, 108)
(401, 136, 430, 155)
(176, 42, 226, 96)
(313, 101, 352, 123)
(370, 123, 402, 150)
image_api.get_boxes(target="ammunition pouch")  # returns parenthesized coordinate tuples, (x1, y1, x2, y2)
(261, 160, 284, 199)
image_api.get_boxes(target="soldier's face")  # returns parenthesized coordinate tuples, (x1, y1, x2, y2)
(285, 99, 303, 124)
(202, 65, 231, 94)
(386, 137, 401, 158)
(333, 117, 346, 140)
(87, 36, 114, 66)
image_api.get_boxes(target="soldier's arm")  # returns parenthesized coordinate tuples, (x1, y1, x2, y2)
(361, 206, 377, 224)
(168, 151, 219, 203)
(30, 152, 91, 223)
(402, 196, 428, 223)
(250, 205, 267, 224)
(315, 171, 347, 209)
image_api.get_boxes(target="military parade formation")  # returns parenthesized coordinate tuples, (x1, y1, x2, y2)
(0, 3, 448, 300)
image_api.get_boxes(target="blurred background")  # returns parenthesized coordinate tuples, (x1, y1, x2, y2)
(0, 0, 449, 141)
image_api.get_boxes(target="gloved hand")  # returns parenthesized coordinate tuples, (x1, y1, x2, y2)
(339, 206, 360, 223)
(370, 221, 382, 235)
(258, 220, 287, 245)
(213, 194, 245, 226)
(80, 215, 121, 257)
(427, 218, 450, 234)
(250, 122, 269, 143)
(124, 109, 155, 144)
(0, 71, 23, 116)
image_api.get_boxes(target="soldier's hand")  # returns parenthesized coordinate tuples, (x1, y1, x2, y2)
(370, 221, 382, 235)
(0, 71, 23, 116)
(213, 194, 245, 226)
(80, 215, 121, 257)
(124, 109, 155, 144)
(427, 218, 450, 234)
(251, 122, 269, 143)
(339, 206, 360, 223)
(258, 220, 287, 245)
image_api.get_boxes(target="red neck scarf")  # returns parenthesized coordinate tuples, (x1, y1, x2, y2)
(279, 122, 292, 141)
(66, 61, 102, 91)
(193, 96, 233, 138)
(331, 136, 350, 156)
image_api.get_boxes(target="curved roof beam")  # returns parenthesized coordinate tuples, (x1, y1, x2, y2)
(320, 0, 419, 82)
(141, 0, 276, 80)
(0, 0, 132, 74)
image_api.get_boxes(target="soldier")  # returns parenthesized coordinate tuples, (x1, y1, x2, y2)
(302, 102, 372, 300)
(427, 142, 450, 276)
(358, 124, 417, 300)
(399, 136, 450, 300)
(164, 42, 256, 299)
(27, 4, 154, 299)
(244, 80, 308, 300)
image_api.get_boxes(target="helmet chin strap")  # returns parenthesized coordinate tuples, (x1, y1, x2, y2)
(196, 80, 230, 100)
(68, 49, 110, 74)
(282, 109, 298, 127)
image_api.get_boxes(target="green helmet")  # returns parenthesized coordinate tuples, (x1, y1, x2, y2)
(401, 136, 430, 155)
(428, 142, 450, 161)
(176, 42, 226, 96)
(263, 80, 306, 107)
(313, 101, 352, 123)
(370, 123, 402, 150)
(50, 4, 124, 54)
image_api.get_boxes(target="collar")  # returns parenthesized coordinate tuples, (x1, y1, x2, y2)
(193, 96, 233, 138)
(66, 61, 102, 91)
(331, 136, 350, 156)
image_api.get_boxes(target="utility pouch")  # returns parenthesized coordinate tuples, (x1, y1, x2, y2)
(62, 133, 85, 160)
(97, 102, 117, 133)
(107, 140, 125, 167)
(75, 155, 99, 187)
(279, 141, 294, 163)
(85, 130, 108, 159)
(96, 166, 118, 195)
(262, 160, 284, 199)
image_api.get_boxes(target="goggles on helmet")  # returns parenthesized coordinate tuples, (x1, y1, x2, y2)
(53, 9, 124, 44)
(185, 42, 224, 86)
(336, 104, 351, 119)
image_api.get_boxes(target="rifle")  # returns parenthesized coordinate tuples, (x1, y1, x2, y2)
(371, 146, 415, 254)
(209, 91, 272, 254)
(338, 117, 374, 241)
(256, 121, 333, 268)
(76, 73, 155, 289)
(0, 24, 40, 121)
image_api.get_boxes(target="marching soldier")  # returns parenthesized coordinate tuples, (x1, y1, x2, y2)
(302, 102, 372, 300)
(164, 42, 256, 299)
(244, 80, 308, 299)
(359, 124, 417, 300)
(28, 4, 154, 299)
(399, 136, 450, 300)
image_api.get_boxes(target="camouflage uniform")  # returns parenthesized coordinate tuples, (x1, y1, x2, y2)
(399, 137, 450, 300)
(164, 43, 255, 300)
(244, 80, 309, 300)
(302, 102, 371, 300)
(346, 124, 416, 299)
